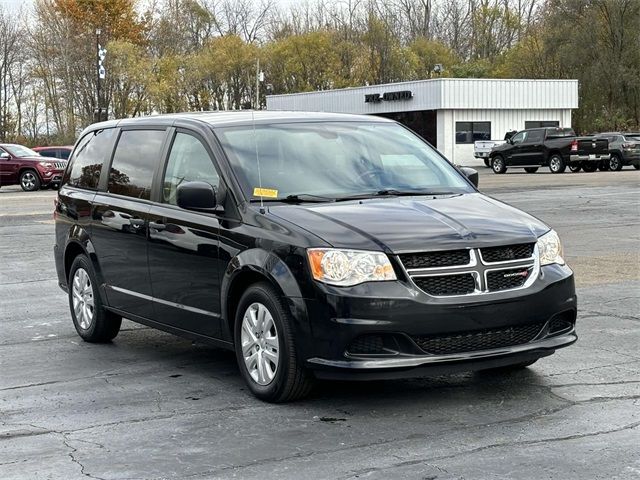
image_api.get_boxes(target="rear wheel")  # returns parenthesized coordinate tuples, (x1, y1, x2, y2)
(483, 158, 490, 168)
(582, 162, 598, 172)
(68, 255, 122, 342)
(491, 156, 507, 174)
(234, 282, 314, 402)
(568, 163, 582, 173)
(597, 159, 610, 171)
(524, 167, 538, 173)
(20, 170, 41, 191)
(609, 154, 623, 171)
(548, 154, 566, 173)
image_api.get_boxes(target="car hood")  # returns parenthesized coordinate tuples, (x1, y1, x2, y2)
(267, 193, 549, 253)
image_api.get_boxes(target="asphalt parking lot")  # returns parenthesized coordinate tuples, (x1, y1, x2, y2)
(1, 168, 639, 480)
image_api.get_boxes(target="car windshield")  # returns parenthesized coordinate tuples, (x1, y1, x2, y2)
(216, 122, 473, 201)
(5, 145, 40, 157)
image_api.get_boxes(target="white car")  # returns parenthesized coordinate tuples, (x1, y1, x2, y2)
(474, 139, 506, 167)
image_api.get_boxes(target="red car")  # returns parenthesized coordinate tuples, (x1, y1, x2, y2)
(0, 143, 67, 191)
(32, 145, 74, 160)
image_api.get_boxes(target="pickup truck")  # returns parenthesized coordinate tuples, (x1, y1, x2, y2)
(474, 139, 506, 167)
(489, 127, 610, 174)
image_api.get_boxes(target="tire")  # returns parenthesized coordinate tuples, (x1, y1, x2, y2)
(524, 167, 538, 173)
(491, 156, 507, 174)
(68, 255, 122, 343)
(609, 154, 623, 171)
(483, 158, 490, 168)
(634, 164, 639, 170)
(568, 163, 582, 173)
(548, 154, 566, 174)
(582, 162, 598, 172)
(234, 282, 314, 402)
(20, 170, 41, 191)
(597, 159, 610, 171)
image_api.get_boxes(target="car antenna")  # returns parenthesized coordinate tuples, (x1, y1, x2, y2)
(251, 109, 265, 214)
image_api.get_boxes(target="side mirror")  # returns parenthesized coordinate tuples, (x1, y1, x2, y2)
(459, 167, 479, 188)
(176, 181, 217, 211)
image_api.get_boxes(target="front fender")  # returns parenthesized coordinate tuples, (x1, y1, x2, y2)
(220, 247, 311, 348)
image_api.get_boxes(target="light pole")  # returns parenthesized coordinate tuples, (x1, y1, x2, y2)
(95, 28, 106, 122)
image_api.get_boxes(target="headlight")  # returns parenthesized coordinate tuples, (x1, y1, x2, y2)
(537, 230, 564, 266)
(39, 161, 53, 168)
(307, 248, 396, 286)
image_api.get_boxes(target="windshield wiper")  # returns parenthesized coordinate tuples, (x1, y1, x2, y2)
(250, 193, 335, 204)
(335, 189, 457, 201)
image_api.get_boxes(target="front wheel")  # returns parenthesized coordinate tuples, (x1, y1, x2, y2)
(524, 167, 539, 173)
(20, 170, 41, 191)
(491, 156, 507, 174)
(609, 154, 623, 171)
(582, 162, 598, 172)
(568, 163, 582, 173)
(234, 282, 314, 402)
(548, 154, 566, 174)
(598, 159, 610, 171)
(68, 255, 122, 342)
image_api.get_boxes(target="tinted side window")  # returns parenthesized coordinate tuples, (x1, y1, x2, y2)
(162, 132, 220, 205)
(108, 129, 165, 200)
(64, 129, 116, 189)
(39, 149, 57, 158)
(511, 132, 526, 144)
(524, 130, 544, 143)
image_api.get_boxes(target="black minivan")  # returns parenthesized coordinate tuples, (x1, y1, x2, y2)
(54, 112, 577, 402)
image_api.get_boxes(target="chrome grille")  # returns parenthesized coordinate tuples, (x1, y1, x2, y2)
(412, 322, 544, 355)
(53, 161, 67, 169)
(400, 245, 538, 297)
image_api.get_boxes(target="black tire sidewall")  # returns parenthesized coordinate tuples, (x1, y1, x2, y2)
(234, 283, 297, 401)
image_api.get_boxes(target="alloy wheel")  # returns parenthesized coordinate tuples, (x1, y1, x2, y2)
(550, 157, 561, 172)
(241, 302, 280, 385)
(21, 172, 37, 190)
(72, 268, 94, 329)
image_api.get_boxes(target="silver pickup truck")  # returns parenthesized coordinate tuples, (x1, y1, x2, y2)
(474, 140, 506, 167)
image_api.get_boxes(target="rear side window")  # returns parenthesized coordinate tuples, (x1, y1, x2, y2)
(108, 129, 165, 200)
(65, 129, 116, 189)
(39, 149, 57, 158)
(524, 130, 544, 143)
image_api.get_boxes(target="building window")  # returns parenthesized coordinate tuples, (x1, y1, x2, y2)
(525, 121, 559, 129)
(455, 122, 491, 144)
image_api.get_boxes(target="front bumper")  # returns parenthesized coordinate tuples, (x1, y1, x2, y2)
(39, 169, 64, 185)
(300, 264, 577, 379)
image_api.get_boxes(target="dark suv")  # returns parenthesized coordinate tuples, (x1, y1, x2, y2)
(594, 132, 640, 171)
(54, 112, 577, 402)
(0, 143, 67, 191)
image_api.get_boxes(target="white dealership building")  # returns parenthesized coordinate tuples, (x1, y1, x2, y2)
(266, 78, 579, 165)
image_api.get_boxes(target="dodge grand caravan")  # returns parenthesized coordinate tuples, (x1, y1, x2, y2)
(54, 112, 577, 402)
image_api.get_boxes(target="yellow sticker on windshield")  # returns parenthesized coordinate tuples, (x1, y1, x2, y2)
(253, 187, 278, 198)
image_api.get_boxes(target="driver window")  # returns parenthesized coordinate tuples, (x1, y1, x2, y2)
(511, 132, 526, 144)
(163, 133, 220, 205)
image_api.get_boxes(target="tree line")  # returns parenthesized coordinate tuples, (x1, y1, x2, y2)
(0, 0, 638, 146)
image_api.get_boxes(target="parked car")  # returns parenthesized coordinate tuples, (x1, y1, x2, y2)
(0, 143, 67, 191)
(54, 112, 577, 402)
(489, 127, 609, 174)
(474, 139, 506, 167)
(594, 132, 640, 171)
(32, 145, 74, 160)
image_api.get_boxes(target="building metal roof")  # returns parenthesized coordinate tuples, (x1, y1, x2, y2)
(267, 78, 579, 114)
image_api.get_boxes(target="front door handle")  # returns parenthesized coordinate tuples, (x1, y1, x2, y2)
(149, 221, 166, 231)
